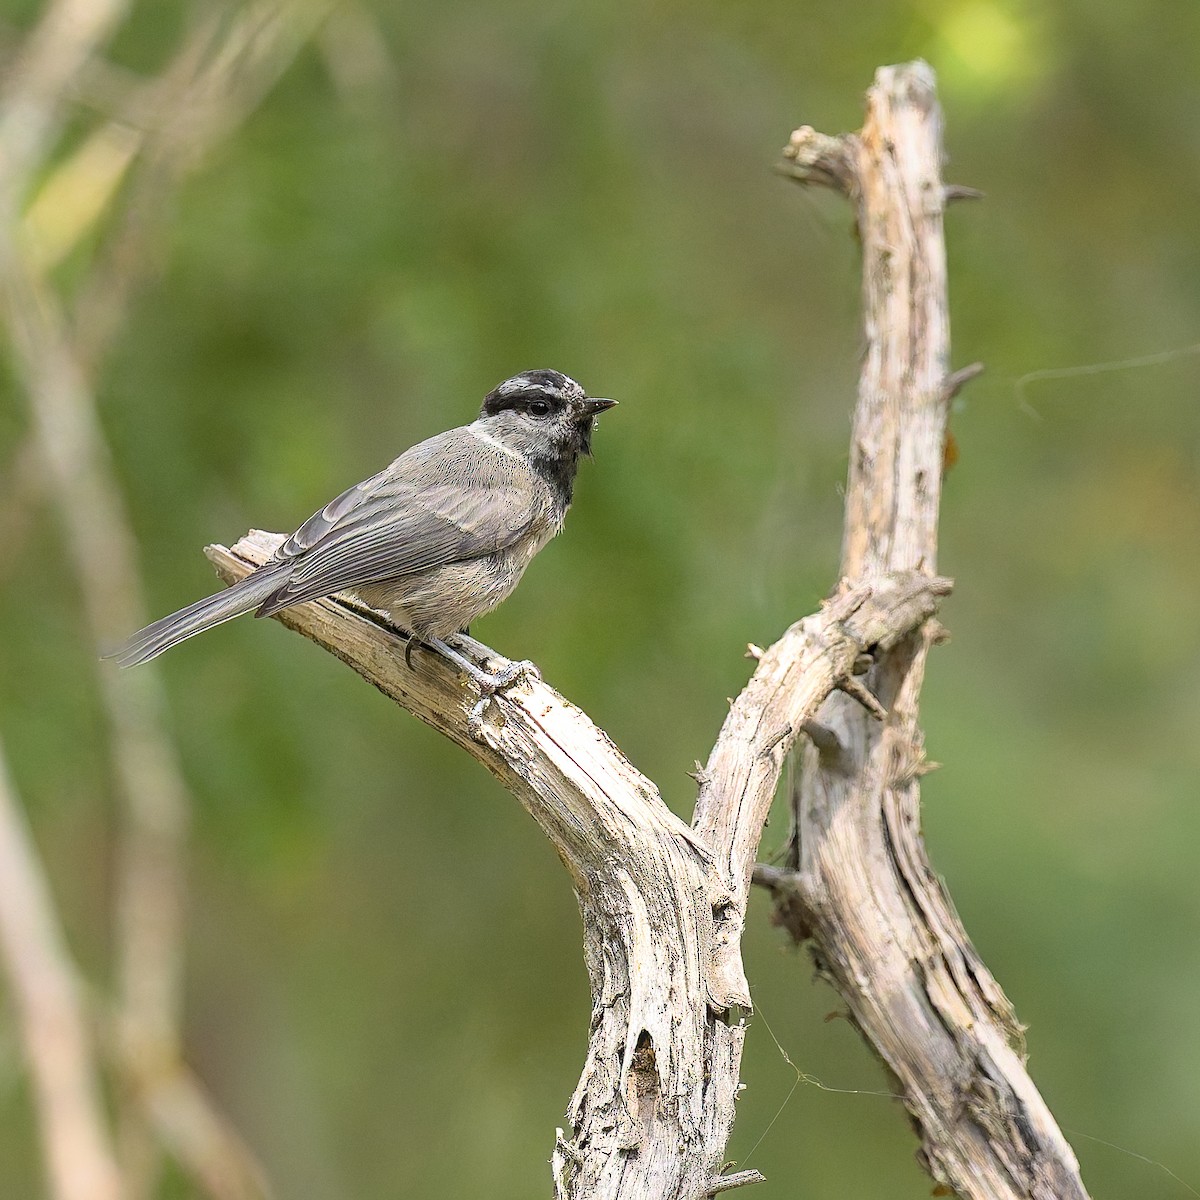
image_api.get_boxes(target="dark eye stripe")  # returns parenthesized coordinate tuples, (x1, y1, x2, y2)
(481, 377, 567, 416)
(491, 389, 557, 411)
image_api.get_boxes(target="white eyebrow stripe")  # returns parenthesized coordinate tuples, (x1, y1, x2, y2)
(468, 425, 526, 462)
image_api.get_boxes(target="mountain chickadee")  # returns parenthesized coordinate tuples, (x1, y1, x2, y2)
(111, 370, 615, 707)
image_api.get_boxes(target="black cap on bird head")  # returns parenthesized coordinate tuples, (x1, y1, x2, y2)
(480, 369, 617, 459)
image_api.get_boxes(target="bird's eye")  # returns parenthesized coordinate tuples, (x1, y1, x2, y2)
(528, 400, 551, 417)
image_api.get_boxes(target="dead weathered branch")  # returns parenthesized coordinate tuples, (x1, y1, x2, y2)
(692, 572, 952, 1010)
(210, 532, 734, 1200)
(206, 528, 951, 1198)
(773, 61, 1090, 1200)
(13, 38, 1084, 1200)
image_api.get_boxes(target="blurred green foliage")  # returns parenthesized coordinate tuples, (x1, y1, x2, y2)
(2, 0, 1200, 1196)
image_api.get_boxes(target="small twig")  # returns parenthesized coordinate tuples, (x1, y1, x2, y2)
(944, 184, 985, 202)
(131, 1063, 273, 1200)
(750, 863, 789, 891)
(707, 1168, 767, 1194)
(833, 674, 887, 719)
(750, 865, 813, 943)
(944, 362, 985, 402)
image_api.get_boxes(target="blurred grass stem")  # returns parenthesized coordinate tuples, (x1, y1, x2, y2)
(0, 2, 327, 1196)
(0, 733, 124, 1200)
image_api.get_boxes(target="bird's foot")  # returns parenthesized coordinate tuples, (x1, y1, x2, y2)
(425, 638, 540, 736)
(483, 657, 540, 691)
(464, 656, 540, 737)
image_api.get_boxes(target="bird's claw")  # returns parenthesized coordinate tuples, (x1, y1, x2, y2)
(421, 638, 539, 738)
(465, 659, 540, 739)
(466, 693, 497, 738)
(487, 658, 540, 690)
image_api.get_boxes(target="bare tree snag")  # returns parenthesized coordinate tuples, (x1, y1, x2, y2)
(763, 61, 1092, 1200)
(208, 535, 948, 1198)
(119, 56, 1080, 1200)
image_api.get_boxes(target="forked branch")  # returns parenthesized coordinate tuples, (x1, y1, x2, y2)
(112, 55, 1078, 1200)
(208, 534, 948, 1198)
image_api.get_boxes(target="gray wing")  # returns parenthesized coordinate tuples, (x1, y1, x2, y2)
(257, 428, 541, 616)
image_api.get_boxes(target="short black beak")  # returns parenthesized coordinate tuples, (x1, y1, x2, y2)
(578, 397, 617, 417)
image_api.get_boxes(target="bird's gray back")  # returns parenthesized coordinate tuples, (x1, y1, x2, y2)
(256, 425, 562, 616)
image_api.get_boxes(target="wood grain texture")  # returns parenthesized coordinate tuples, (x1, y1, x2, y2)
(206, 534, 945, 1198)
(771, 61, 1091, 1200)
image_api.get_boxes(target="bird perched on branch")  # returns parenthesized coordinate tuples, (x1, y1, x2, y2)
(110, 370, 615, 708)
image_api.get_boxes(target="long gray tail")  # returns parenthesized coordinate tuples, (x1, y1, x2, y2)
(108, 564, 290, 668)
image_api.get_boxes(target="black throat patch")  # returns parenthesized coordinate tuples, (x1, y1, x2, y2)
(529, 442, 582, 507)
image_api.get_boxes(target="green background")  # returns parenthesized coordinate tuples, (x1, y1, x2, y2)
(2, 0, 1199, 1196)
